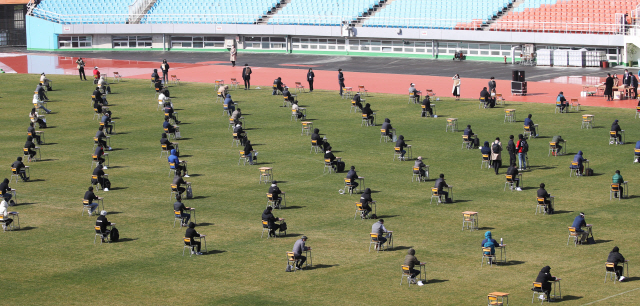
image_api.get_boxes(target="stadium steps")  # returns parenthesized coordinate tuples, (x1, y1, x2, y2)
(130, 0, 159, 24)
(481, 0, 521, 30)
(256, 0, 289, 24)
(352, 0, 392, 27)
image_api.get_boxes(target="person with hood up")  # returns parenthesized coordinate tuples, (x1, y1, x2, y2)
(24, 136, 37, 160)
(0, 178, 13, 202)
(185, 222, 204, 255)
(244, 140, 257, 165)
(164, 101, 180, 124)
(381, 118, 394, 138)
(481, 231, 499, 264)
(610, 119, 623, 144)
(268, 181, 284, 208)
(262, 206, 283, 238)
(360, 188, 374, 218)
(362, 103, 374, 126)
(224, 93, 235, 116)
(490, 137, 503, 175)
(524, 114, 538, 138)
(84, 186, 101, 215)
(311, 128, 324, 149)
(395, 135, 407, 160)
(414, 156, 427, 180)
(96, 210, 112, 243)
(480, 141, 491, 156)
(0, 198, 13, 230)
(233, 123, 247, 146)
(572, 151, 586, 176)
(533, 266, 557, 302)
(607, 246, 627, 281)
(160, 133, 178, 155)
(151, 69, 160, 84)
(168, 149, 189, 177)
(11, 157, 28, 181)
(352, 92, 363, 111)
(161, 59, 170, 84)
(404, 248, 424, 283)
(571, 212, 588, 244)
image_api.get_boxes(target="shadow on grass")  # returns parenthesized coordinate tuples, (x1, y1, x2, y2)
(251, 143, 265, 146)
(425, 279, 449, 284)
(187, 173, 203, 177)
(533, 136, 550, 139)
(478, 227, 495, 230)
(370, 190, 382, 194)
(114, 132, 130, 135)
(244, 128, 260, 131)
(109, 187, 129, 191)
(204, 250, 227, 255)
(189, 196, 209, 200)
(19, 226, 37, 231)
(280, 233, 303, 238)
(41, 143, 58, 146)
(284, 206, 305, 209)
(390, 246, 412, 251)
(553, 210, 573, 215)
(179, 122, 192, 125)
(627, 195, 640, 199)
(501, 260, 525, 266)
(178, 138, 192, 141)
(531, 166, 556, 170)
(274, 181, 288, 184)
(560, 295, 583, 301)
(375, 215, 399, 219)
(39, 159, 58, 162)
(116, 238, 138, 243)
(107, 211, 123, 215)
(622, 276, 640, 282)
(590, 173, 605, 177)
(521, 186, 537, 191)
(179, 155, 192, 158)
(453, 199, 471, 203)
(593, 239, 613, 244)
(108, 165, 128, 169)
(110, 148, 127, 151)
(17, 202, 37, 206)
(28, 179, 46, 182)
(46, 126, 57, 129)
(196, 222, 214, 227)
(305, 264, 338, 270)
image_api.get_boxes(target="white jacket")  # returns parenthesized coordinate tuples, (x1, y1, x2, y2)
(0, 200, 9, 218)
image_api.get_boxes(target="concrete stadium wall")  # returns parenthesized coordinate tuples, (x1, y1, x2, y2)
(26, 15, 61, 50)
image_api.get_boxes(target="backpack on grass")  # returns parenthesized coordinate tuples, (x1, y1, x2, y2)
(110, 227, 119, 242)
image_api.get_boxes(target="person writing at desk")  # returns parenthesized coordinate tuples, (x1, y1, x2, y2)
(11, 157, 28, 182)
(96, 210, 112, 243)
(572, 212, 588, 244)
(352, 93, 363, 111)
(262, 206, 283, 238)
(612, 170, 625, 199)
(174, 195, 192, 227)
(84, 187, 101, 216)
(481, 231, 499, 265)
(533, 266, 557, 302)
(607, 246, 627, 282)
(292, 236, 311, 270)
(360, 188, 374, 219)
(610, 119, 623, 145)
(362, 103, 374, 126)
(268, 181, 284, 209)
(372, 219, 391, 250)
(395, 135, 407, 160)
(414, 156, 427, 180)
(635, 140, 640, 162)
(537, 183, 554, 214)
(409, 83, 420, 101)
(404, 248, 424, 284)
(434, 174, 451, 203)
(185, 222, 204, 255)
(421, 96, 433, 117)
(381, 118, 394, 139)
(244, 140, 256, 165)
(572, 151, 586, 176)
(346, 166, 360, 189)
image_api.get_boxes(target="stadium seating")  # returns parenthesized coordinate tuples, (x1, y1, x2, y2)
(362, 0, 513, 30)
(142, 0, 280, 24)
(267, 0, 383, 26)
(491, 0, 637, 33)
(32, 0, 130, 24)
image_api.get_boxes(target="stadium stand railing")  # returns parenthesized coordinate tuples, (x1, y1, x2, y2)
(267, 0, 384, 26)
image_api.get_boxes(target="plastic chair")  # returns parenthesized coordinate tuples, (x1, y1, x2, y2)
(567, 227, 579, 246)
(183, 237, 196, 256)
(94, 226, 109, 244)
(605, 262, 618, 283)
(430, 188, 443, 204)
(400, 265, 413, 285)
(380, 129, 391, 143)
(610, 183, 621, 200)
(481, 154, 490, 169)
(481, 247, 494, 267)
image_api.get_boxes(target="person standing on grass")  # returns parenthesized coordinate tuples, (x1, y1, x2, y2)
(404, 248, 424, 283)
(515, 134, 527, 170)
(307, 68, 315, 92)
(242, 64, 252, 90)
(230, 45, 237, 67)
(338, 68, 345, 96)
(491, 138, 502, 175)
(161, 59, 170, 84)
(76, 57, 86, 81)
(292, 236, 311, 270)
(507, 135, 516, 167)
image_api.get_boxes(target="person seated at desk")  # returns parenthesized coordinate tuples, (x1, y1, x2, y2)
(362, 103, 374, 126)
(572, 151, 586, 176)
(244, 140, 257, 165)
(96, 210, 112, 243)
(33, 92, 51, 114)
(481, 231, 499, 264)
(262, 206, 283, 238)
(404, 248, 424, 283)
(524, 114, 538, 137)
(84, 186, 100, 215)
(93, 99, 104, 115)
(151, 69, 160, 84)
(0, 198, 13, 229)
(172, 170, 189, 197)
(453, 51, 464, 60)
(231, 108, 242, 125)
(168, 149, 189, 177)
(434, 174, 451, 202)
(506, 163, 522, 191)
(395, 135, 407, 160)
(572, 212, 588, 244)
(28, 122, 42, 145)
(11, 157, 28, 181)
(101, 110, 113, 135)
(292, 236, 310, 270)
(185, 222, 204, 255)
(30, 108, 46, 129)
(537, 183, 554, 214)
(217, 85, 228, 98)
(352, 93, 363, 111)
(283, 87, 295, 103)
(40, 72, 52, 91)
(94, 143, 107, 168)
(346, 166, 360, 189)
(607, 246, 627, 282)
(481, 141, 491, 157)
(636, 140, 640, 162)
(0, 178, 13, 202)
(174, 195, 192, 227)
(371, 219, 391, 250)
(35, 82, 49, 102)
(463, 125, 479, 148)
(92, 66, 101, 82)
(160, 133, 178, 155)
(158, 89, 171, 104)
(24, 136, 37, 160)
(311, 128, 324, 148)
(273, 77, 284, 95)
(93, 86, 107, 105)
(233, 123, 247, 146)
(96, 126, 111, 151)
(292, 100, 305, 119)
(163, 101, 180, 124)
(268, 181, 284, 208)
(414, 156, 427, 179)
(421, 96, 433, 117)
(360, 188, 374, 218)
(224, 94, 235, 116)
(551, 135, 565, 155)
(612, 170, 625, 198)
(381, 118, 393, 138)
(163, 117, 179, 135)
(610, 119, 623, 144)
(98, 75, 109, 94)
(479, 87, 494, 108)
(533, 266, 557, 302)
(557, 92, 568, 112)
(408, 83, 420, 101)
(92, 163, 109, 191)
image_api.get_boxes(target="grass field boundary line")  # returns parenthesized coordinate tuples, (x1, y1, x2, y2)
(580, 287, 640, 305)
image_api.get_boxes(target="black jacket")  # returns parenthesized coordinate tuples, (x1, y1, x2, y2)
(84, 190, 98, 202)
(96, 215, 111, 232)
(94, 146, 104, 157)
(242, 67, 252, 79)
(307, 71, 314, 81)
(395, 136, 406, 149)
(0, 179, 10, 195)
(362, 105, 373, 118)
(346, 169, 358, 180)
(93, 165, 105, 178)
(11, 161, 25, 172)
(480, 88, 490, 100)
(434, 178, 448, 192)
(261, 209, 278, 229)
(360, 190, 373, 209)
(381, 119, 392, 134)
(463, 127, 473, 137)
(172, 175, 185, 188)
(28, 126, 37, 137)
(324, 151, 336, 162)
(506, 165, 519, 176)
(535, 266, 556, 291)
(421, 97, 431, 110)
(338, 71, 344, 82)
(244, 143, 253, 155)
(607, 247, 626, 266)
(174, 201, 187, 213)
(507, 139, 516, 154)
(611, 122, 621, 133)
(537, 188, 549, 199)
(268, 185, 282, 199)
(185, 227, 200, 242)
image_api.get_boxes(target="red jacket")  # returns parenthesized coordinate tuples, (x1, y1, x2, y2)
(93, 69, 100, 79)
(516, 140, 524, 153)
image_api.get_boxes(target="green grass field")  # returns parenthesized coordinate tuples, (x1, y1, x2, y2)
(1, 73, 639, 305)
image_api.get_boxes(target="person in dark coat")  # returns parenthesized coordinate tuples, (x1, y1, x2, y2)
(28, 122, 41, 145)
(479, 87, 493, 108)
(630, 72, 638, 99)
(268, 181, 284, 208)
(421, 96, 433, 117)
(173, 195, 191, 226)
(324, 146, 337, 166)
(557, 92, 568, 112)
(610, 119, 623, 144)
(572, 150, 586, 175)
(273, 77, 283, 95)
(24, 136, 37, 159)
(463, 125, 478, 148)
(395, 135, 407, 159)
(537, 183, 554, 214)
(224, 94, 235, 116)
(233, 123, 247, 146)
(0, 178, 12, 201)
(151, 69, 160, 83)
(607, 246, 627, 281)
(362, 103, 374, 125)
(480, 141, 491, 156)
(506, 162, 522, 191)
(101, 110, 113, 134)
(160, 133, 178, 155)
(434, 174, 450, 202)
(604, 73, 614, 101)
(161, 59, 170, 84)
(244, 140, 256, 165)
(11, 157, 28, 181)
(488, 76, 496, 94)
(261, 206, 283, 237)
(346, 166, 359, 189)
(185, 222, 203, 255)
(172, 170, 188, 196)
(94, 143, 106, 167)
(352, 93, 363, 111)
(96, 210, 112, 242)
(242, 64, 252, 90)
(524, 114, 537, 137)
(83, 186, 100, 215)
(311, 128, 324, 148)
(164, 101, 180, 124)
(381, 118, 393, 137)
(283, 87, 295, 103)
(307, 68, 315, 92)
(95, 126, 111, 151)
(404, 248, 423, 281)
(571, 212, 588, 244)
(360, 188, 374, 218)
(338, 68, 345, 96)
(93, 86, 105, 105)
(92, 163, 108, 190)
(76, 57, 86, 80)
(534, 266, 557, 302)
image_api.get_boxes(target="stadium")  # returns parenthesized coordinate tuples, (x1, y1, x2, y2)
(0, 0, 640, 304)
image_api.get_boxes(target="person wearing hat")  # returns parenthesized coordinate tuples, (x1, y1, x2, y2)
(524, 114, 538, 138)
(268, 181, 284, 208)
(610, 119, 623, 144)
(612, 170, 625, 198)
(346, 166, 360, 189)
(556, 92, 568, 113)
(414, 156, 427, 180)
(537, 183, 554, 214)
(160, 133, 179, 155)
(161, 59, 170, 84)
(362, 103, 374, 126)
(174, 195, 192, 226)
(571, 212, 588, 244)
(307, 68, 315, 92)
(185, 222, 204, 255)
(262, 206, 283, 237)
(40, 73, 52, 91)
(292, 236, 311, 269)
(283, 86, 295, 104)
(233, 122, 247, 146)
(421, 95, 433, 117)
(488, 76, 496, 94)
(408, 83, 420, 101)
(607, 246, 627, 281)
(371, 219, 391, 250)
(481, 231, 499, 264)
(92, 66, 101, 83)
(76, 57, 86, 80)
(360, 188, 374, 218)
(273, 77, 284, 95)
(84, 186, 101, 215)
(96, 210, 112, 242)
(11, 157, 28, 181)
(572, 150, 586, 176)
(338, 68, 345, 96)
(242, 64, 252, 90)
(533, 266, 557, 302)
(404, 248, 424, 283)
